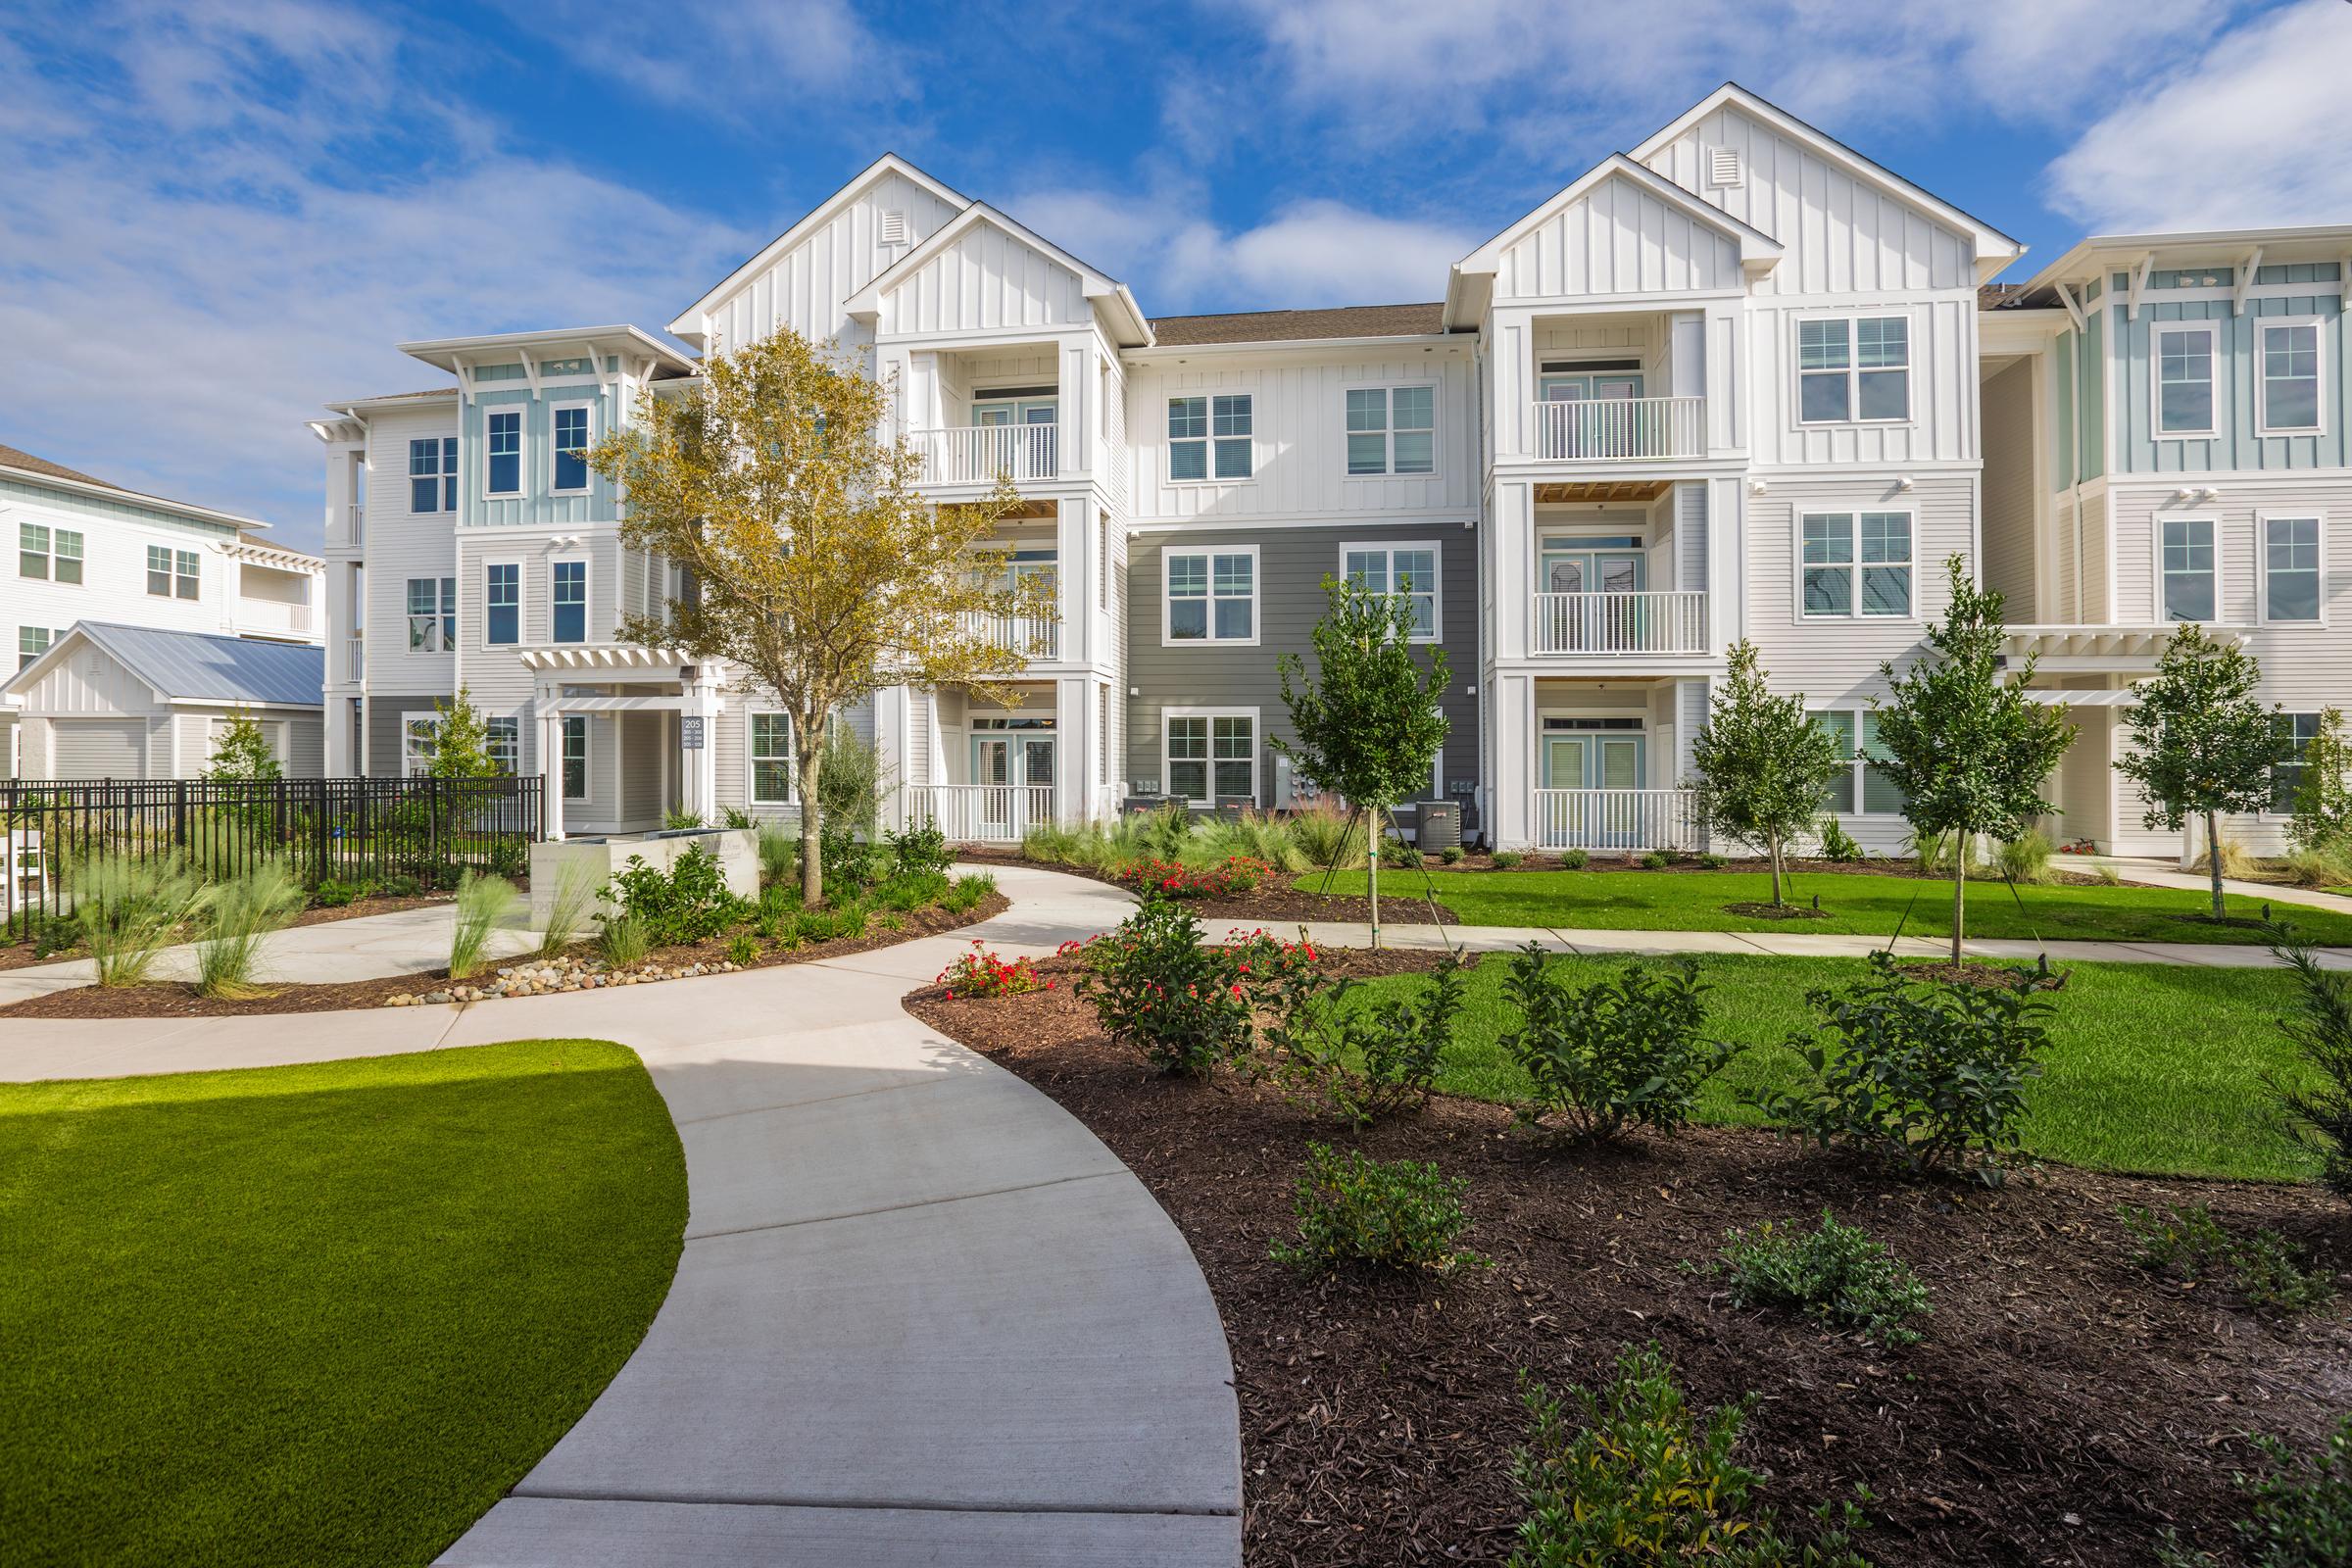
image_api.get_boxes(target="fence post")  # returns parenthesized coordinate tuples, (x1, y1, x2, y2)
(314, 778, 331, 887)
(172, 778, 187, 856)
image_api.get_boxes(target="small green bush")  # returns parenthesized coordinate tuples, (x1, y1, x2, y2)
(486, 836, 529, 881)
(1557, 848, 1587, 870)
(943, 871, 996, 913)
(449, 871, 517, 981)
(877, 868, 952, 911)
(71, 854, 202, 988)
(600, 913, 649, 967)
(1267, 954, 1463, 1124)
(1639, 851, 1670, 870)
(726, 932, 760, 967)
(2273, 939, 2352, 1203)
(1077, 894, 1253, 1076)
(311, 877, 372, 908)
(885, 821, 955, 878)
(662, 808, 706, 831)
(1491, 849, 1525, 869)
(1268, 1143, 1483, 1275)
(755, 820, 798, 888)
(2118, 1203, 2335, 1313)
(381, 872, 423, 899)
(32, 916, 81, 959)
(1816, 815, 1864, 862)
(1713, 1211, 1933, 1345)
(1498, 948, 1740, 1141)
(1378, 830, 1424, 869)
(2166, 1415, 2352, 1568)
(1993, 827, 2057, 885)
(603, 845, 743, 945)
(1696, 851, 1731, 869)
(720, 805, 755, 830)
(819, 824, 876, 894)
(1288, 800, 1367, 869)
(1440, 845, 1465, 865)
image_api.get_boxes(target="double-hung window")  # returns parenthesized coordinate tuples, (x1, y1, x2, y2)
(484, 716, 519, 775)
(401, 713, 439, 776)
(410, 437, 457, 513)
(1164, 548, 1254, 642)
(485, 563, 519, 645)
(20, 523, 82, 583)
(2156, 325, 2217, 436)
(19, 626, 53, 672)
(1813, 709, 1905, 814)
(1168, 394, 1252, 480)
(2161, 517, 2217, 621)
(1345, 386, 1436, 475)
(1342, 543, 1440, 639)
(147, 546, 198, 600)
(1800, 513, 1911, 617)
(1798, 316, 1909, 422)
(486, 410, 522, 496)
(552, 405, 591, 491)
(551, 561, 587, 642)
(2264, 516, 2323, 622)
(407, 575, 457, 651)
(750, 712, 793, 804)
(2260, 322, 2323, 433)
(2273, 712, 2324, 812)
(1166, 711, 1254, 805)
(562, 715, 588, 800)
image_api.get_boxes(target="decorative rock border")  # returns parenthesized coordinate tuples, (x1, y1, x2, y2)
(384, 954, 746, 1006)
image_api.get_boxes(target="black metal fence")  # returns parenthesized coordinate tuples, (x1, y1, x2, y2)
(1, 776, 543, 942)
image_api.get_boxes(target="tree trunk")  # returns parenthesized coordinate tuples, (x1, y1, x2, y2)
(1950, 845, 1966, 967)
(1367, 810, 1382, 951)
(2205, 809, 2227, 919)
(1768, 835, 1784, 906)
(798, 726, 825, 907)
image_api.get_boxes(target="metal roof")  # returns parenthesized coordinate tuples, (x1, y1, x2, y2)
(50, 622, 323, 709)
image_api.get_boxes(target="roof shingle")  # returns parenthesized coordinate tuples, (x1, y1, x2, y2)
(0, 442, 122, 492)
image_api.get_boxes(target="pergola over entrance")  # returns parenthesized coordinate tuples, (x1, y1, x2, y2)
(516, 643, 721, 840)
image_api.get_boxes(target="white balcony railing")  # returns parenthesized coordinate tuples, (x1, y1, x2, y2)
(344, 504, 365, 547)
(912, 424, 1058, 485)
(1531, 591, 1708, 655)
(904, 783, 1056, 843)
(1533, 396, 1703, 462)
(1533, 789, 1699, 852)
(960, 612, 1060, 661)
(234, 599, 315, 636)
(344, 635, 366, 683)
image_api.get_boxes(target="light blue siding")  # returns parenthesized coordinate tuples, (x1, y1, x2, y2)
(2112, 291, 2351, 472)
(459, 381, 619, 528)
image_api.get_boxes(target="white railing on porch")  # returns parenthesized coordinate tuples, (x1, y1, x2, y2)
(1533, 396, 1703, 461)
(1533, 789, 1699, 852)
(911, 424, 1058, 485)
(905, 783, 1057, 843)
(959, 612, 1060, 661)
(1531, 591, 1709, 655)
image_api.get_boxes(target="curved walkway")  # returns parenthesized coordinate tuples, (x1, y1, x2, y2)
(0, 864, 1242, 1567)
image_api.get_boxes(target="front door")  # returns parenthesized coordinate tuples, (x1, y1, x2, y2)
(1540, 545, 1647, 649)
(1540, 373, 1644, 458)
(973, 735, 1013, 831)
(1542, 731, 1646, 845)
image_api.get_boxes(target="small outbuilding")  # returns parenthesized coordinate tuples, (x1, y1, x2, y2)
(6, 621, 324, 779)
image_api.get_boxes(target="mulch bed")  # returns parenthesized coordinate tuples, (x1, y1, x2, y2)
(0, 891, 1008, 1020)
(907, 961, 2352, 1568)
(0, 892, 458, 972)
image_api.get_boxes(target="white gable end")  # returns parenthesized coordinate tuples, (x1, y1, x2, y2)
(877, 217, 1092, 337)
(1496, 169, 1747, 301)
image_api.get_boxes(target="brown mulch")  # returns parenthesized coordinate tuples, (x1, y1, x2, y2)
(906, 974, 2352, 1568)
(0, 892, 458, 971)
(0, 891, 1008, 1020)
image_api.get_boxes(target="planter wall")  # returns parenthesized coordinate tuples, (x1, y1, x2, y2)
(529, 827, 759, 928)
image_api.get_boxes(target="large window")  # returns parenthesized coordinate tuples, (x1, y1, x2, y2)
(750, 711, 794, 804)
(147, 546, 198, 600)
(1164, 547, 1255, 643)
(1798, 316, 1909, 422)
(1813, 709, 1905, 814)
(1341, 543, 1440, 639)
(2161, 517, 2217, 621)
(401, 713, 438, 776)
(2264, 515, 2322, 623)
(552, 405, 591, 491)
(1345, 386, 1436, 475)
(562, 715, 589, 800)
(486, 563, 519, 645)
(1168, 394, 1251, 481)
(2273, 712, 2324, 813)
(406, 575, 457, 651)
(410, 436, 457, 513)
(552, 561, 587, 642)
(485, 716, 519, 775)
(2261, 322, 2323, 433)
(2156, 325, 2217, 436)
(19, 523, 82, 584)
(486, 410, 522, 496)
(1166, 710, 1255, 804)
(1800, 513, 1911, 617)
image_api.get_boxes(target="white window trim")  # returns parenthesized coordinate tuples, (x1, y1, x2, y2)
(2154, 514, 2223, 624)
(1792, 312, 1914, 427)
(1808, 706, 1904, 817)
(484, 560, 523, 647)
(2261, 710, 2325, 821)
(1164, 392, 1255, 486)
(1338, 539, 1444, 643)
(1342, 381, 1442, 479)
(2152, 321, 2221, 440)
(484, 715, 521, 777)
(1159, 542, 1261, 648)
(747, 710, 797, 806)
(484, 407, 526, 498)
(550, 401, 595, 495)
(550, 557, 590, 644)
(1533, 709, 1652, 793)
(2255, 510, 2327, 628)
(1161, 705, 1259, 807)
(399, 710, 440, 778)
(1793, 510, 1918, 622)
(409, 435, 457, 515)
(561, 714, 590, 802)
(2255, 316, 2328, 438)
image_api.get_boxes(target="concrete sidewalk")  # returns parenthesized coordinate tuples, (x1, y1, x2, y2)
(2085, 855, 2352, 916)
(1, 865, 1242, 1567)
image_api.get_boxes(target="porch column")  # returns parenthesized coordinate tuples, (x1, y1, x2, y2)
(681, 675, 720, 821)
(1054, 675, 1090, 826)
(1493, 673, 1533, 850)
(536, 696, 564, 842)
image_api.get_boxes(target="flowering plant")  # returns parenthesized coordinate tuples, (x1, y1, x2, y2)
(937, 941, 1051, 1000)
(1110, 855, 1270, 900)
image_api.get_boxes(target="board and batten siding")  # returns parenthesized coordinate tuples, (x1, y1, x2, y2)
(1494, 171, 1744, 298)
(876, 220, 1090, 338)
(698, 170, 963, 353)
(461, 379, 623, 530)
(1744, 292, 1981, 468)
(2108, 283, 2352, 474)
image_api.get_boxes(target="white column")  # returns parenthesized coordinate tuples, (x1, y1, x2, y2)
(682, 677, 720, 821)
(537, 698, 564, 841)
(1054, 675, 1089, 826)
(1494, 673, 1533, 850)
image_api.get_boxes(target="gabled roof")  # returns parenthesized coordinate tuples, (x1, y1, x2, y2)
(0, 442, 116, 491)
(1148, 302, 1449, 347)
(0, 444, 276, 533)
(1631, 83, 2023, 274)
(843, 201, 1154, 346)
(7, 622, 323, 708)
(666, 153, 971, 342)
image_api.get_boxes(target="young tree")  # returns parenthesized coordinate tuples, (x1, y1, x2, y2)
(2288, 707, 2352, 855)
(1872, 557, 2076, 965)
(204, 710, 282, 782)
(587, 327, 1043, 905)
(426, 686, 502, 780)
(2117, 621, 2279, 918)
(1275, 572, 1450, 947)
(1687, 640, 1841, 907)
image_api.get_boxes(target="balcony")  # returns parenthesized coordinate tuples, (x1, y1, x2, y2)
(903, 783, 1056, 843)
(343, 634, 365, 683)
(1531, 591, 1708, 656)
(960, 612, 1060, 662)
(912, 424, 1058, 486)
(232, 599, 315, 639)
(1532, 788, 1698, 853)
(1533, 396, 1703, 462)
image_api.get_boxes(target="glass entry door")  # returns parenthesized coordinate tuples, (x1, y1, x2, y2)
(1539, 371, 1643, 403)
(974, 397, 1058, 477)
(1542, 733, 1643, 790)
(1540, 536, 1647, 651)
(971, 728, 1054, 832)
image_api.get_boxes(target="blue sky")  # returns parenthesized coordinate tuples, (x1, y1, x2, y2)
(3, 0, 2347, 550)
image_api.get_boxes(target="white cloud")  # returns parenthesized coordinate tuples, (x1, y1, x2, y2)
(2044, 0, 2352, 231)
(513, 0, 899, 116)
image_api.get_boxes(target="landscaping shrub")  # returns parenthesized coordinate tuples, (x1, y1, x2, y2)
(2118, 1203, 2335, 1313)
(486, 835, 528, 881)
(1751, 951, 2052, 1184)
(604, 845, 744, 945)
(2232, 1415, 2352, 1568)
(1556, 848, 1586, 870)
(536, 860, 603, 958)
(599, 912, 649, 967)
(1816, 814, 1864, 861)
(193, 859, 306, 1000)
(448, 871, 516, 981)
(942, 871, 996, 913)
(1378, 829, 1424, 868)
(1192, 810, 1309, 873)
(71, 853, 202, 988)
(1076, 894, 1254, 1076)
(885, 820, 955, 878)
(877, 868, 952, 910)
(1491, 849, 1526, 869)
(1696, 851, 1731, 869)
(1639, 851, 1670, 870)
(32, 915, 81, 959)
(1712, 1210, 1934, 1345)
(1993, 826, 2057, 885)
(1265, 953, 1461, 1125)
(2284, 843, 2352, 890)
(2194, 829, 2256, 881)
(819, 823, 877, 895)
(662, 808, 706, 831)
(1440, 845, 1465, 865)
(381, 872, 423, 899)
(1497, 947, 1740, 1141)
(1287, 799, 1365, 869)
(2273, 938, 2352, 1201)
(311, 877, 371, 908)
(815, 724, 883, 835)
(726, 932, 760, 965)
(937, 941, 1049, 999)
(1508, 1345, 1870, 1568)
(1111, 855, 1268, 900)
(1267, 1143, 1483, 1275)
(755, 820, 798, 888)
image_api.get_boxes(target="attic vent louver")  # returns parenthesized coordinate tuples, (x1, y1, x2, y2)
(878, 210, 908, 246)
(1707, 147, 1743, 188)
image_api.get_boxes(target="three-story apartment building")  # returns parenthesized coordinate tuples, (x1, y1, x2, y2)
(314, 84, 2346, 858)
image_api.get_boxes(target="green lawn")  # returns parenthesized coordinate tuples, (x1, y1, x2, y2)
(0, 1039, 686, 1567)
(1303, 866, 2352, 945)
(1348, 954, 2323, 1183)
